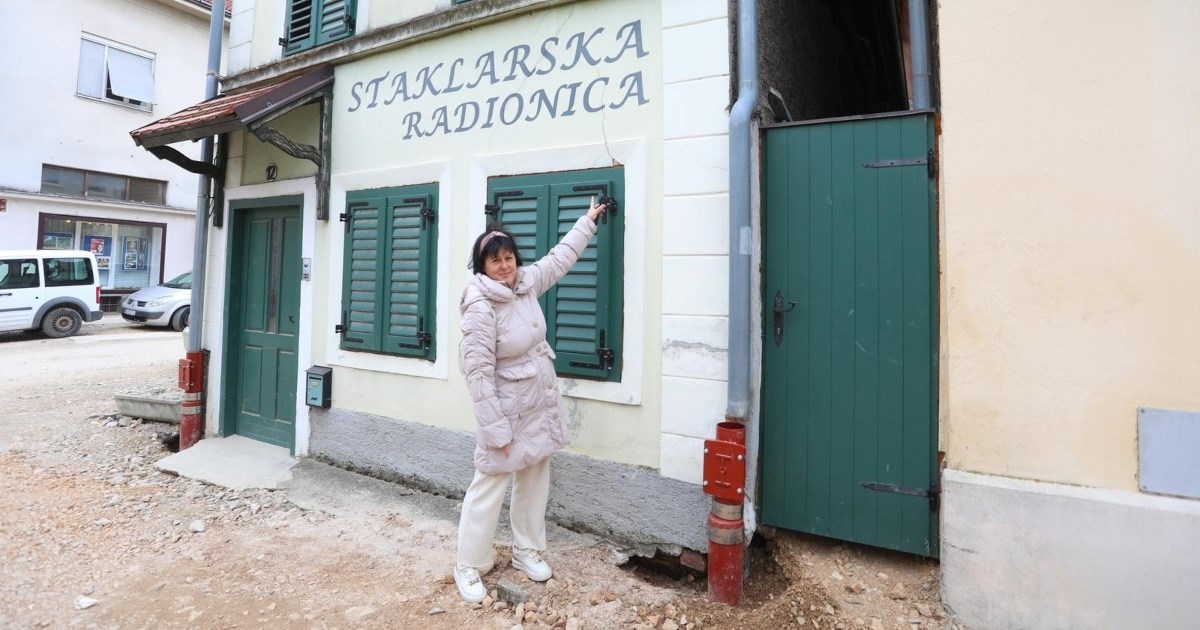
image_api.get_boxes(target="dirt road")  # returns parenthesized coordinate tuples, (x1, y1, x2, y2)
(0, 322, 954, 629)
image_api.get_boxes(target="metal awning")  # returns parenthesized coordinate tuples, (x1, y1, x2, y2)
(130, 64, 333, 150)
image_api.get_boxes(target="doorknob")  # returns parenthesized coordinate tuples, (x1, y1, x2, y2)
(773, 290, 798, 347)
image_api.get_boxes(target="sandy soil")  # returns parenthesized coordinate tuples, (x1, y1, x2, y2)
(0, 322, 962, 630)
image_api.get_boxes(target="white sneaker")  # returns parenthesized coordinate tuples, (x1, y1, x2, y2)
(511, 547, 552, 582)
(453, 564, 486, 603)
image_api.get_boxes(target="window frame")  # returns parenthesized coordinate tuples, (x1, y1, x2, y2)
(40, 165, 166, 205)
(77, 34, 155, 112)
(44, 257, 95, 288)
(339, 183, 438, 361)
(485, 167, 625, 382)
(282, 0, 358, 57)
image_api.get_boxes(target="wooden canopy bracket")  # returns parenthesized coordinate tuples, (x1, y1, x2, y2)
(249, 90, 333, 220)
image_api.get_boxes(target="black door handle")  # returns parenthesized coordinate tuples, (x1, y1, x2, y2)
(773, 290, 798, 347)
(0, 292, 11, 297)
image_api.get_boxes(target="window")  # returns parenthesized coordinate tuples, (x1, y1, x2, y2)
(0, 259, 40, 289)
(486, 167, 625, 382)
(41, 165, 166, 205)
(340, 183, 438, 360)
(283, 0, 357, 56)
(44, 257, 95, 287)
(77, 35, 155, 111)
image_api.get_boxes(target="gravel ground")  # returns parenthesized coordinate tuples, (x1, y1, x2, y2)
(0, 323, 962, 629)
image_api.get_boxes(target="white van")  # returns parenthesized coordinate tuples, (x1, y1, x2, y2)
(0, 250, 104, 337)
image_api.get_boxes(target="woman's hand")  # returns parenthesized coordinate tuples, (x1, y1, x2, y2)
(586, 196, 607, 222)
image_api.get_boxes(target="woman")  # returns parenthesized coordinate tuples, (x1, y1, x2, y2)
(453, 197, 610, 603)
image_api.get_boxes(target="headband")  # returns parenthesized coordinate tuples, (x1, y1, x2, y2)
(478, 231, 508, 254)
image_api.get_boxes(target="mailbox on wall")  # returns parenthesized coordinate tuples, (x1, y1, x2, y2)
(305, 366, 332, 408)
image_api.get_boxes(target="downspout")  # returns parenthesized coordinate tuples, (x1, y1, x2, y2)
(727, 0, 758, 425)
(179, 1, 225, 450)
(909, 0, 932, 109)
(703, 0, 758, 608)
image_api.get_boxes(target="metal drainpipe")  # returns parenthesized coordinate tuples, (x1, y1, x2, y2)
(703, 0, 758, 608)
(179, 2, 225, 450)
(909, 0, 932, 109)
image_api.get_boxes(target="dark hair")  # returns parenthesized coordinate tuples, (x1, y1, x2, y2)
(470, 224, 522, 274)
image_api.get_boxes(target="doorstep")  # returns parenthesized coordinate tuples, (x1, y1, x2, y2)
(155, 435, 297, 491)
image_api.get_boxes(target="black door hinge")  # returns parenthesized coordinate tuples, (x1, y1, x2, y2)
(862, 149, 936, 180)
(573, 184, 617, 223)
(861, 479, 940, 512)
(397, 317, 431, 350)
(487, 190, 525, 218)
(420, 207, 436, 229)
(336, 311, 364, 344)
(568, 329, 616, 372)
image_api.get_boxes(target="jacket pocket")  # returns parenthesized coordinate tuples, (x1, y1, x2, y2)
(496, 361, 539, 418)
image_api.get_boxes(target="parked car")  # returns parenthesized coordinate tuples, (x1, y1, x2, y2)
(121, 270, 191, 331)
(0, 250, 104, 338)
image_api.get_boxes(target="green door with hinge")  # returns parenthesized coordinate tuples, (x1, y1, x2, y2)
(761, 112, 938, 557)
(224, 201, 302, 451)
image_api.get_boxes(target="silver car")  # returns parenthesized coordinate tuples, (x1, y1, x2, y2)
(121, 271, 191, 331)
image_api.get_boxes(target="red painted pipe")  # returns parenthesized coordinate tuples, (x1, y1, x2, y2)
(707, 507, 744, 605)
(178, 351, 205, 450)
(706, 420, 746, 606)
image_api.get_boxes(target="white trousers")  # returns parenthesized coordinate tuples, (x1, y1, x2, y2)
(457, 456, 551, 568)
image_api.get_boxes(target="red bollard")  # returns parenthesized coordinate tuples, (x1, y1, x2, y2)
(703, 421, 747, 606)
(178, 352, 205, 450)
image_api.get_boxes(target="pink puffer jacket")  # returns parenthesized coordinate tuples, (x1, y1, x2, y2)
(459, 215, 598, 474)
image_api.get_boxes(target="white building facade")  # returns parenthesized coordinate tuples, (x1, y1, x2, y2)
(0, 0, 227, 309)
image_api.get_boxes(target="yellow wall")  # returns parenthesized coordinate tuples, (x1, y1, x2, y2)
(315, 0, 664, 468)
(241, 104, 321, 186)
(940, 1, 1200, 490)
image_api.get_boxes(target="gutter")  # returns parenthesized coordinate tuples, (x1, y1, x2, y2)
(178, 0, 226, 450)
(702, 0, 759, 608)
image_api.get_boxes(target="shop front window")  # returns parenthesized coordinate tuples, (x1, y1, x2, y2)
(38, 214, 165, 306)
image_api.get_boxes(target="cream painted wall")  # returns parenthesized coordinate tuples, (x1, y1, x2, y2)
(940, 1, 1200, 490)
(316, 0, 664, 468)
(241, 104, 322, 185)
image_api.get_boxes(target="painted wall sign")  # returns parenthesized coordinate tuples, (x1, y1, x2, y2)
(345, 20, 650, 140)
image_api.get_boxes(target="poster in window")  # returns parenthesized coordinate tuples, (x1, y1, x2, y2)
(122, 236, 149, 270)
(43, 232, 74, 250)
(83, 235, 112, 256)
(97, 257, 111, 270)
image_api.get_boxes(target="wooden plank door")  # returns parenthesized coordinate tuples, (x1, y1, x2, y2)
(226, 204, 302, 451)
(761, 112, 939, 556)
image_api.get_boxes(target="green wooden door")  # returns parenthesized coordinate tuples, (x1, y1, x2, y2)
(226, 204, 302, 451)
(761, 112, 938, 557)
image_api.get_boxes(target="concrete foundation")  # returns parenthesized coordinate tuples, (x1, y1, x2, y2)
(114, 387, 182, 424)
(310, 407, 710, 552)
(941, 469, 1200, 629)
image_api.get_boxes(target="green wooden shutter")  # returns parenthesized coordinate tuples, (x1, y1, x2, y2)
(283, 0, 356, 56)
(283, 0, 314, 55)
(486, 168, 624, 382)
(340, 197, 381, 351)
(315, 0, 356, 46)
(382, 188, 437, 359)
(546, 181, 617, 379)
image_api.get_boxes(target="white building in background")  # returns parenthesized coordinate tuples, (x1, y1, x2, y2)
(0, 0, 227, 311)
